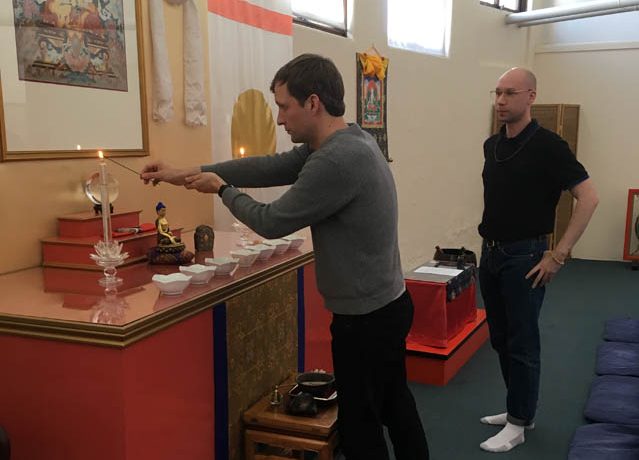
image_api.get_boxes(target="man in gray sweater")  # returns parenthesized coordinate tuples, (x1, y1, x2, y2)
(141, 54, 429, 460)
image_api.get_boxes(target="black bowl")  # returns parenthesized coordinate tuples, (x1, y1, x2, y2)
(296, 372, 335, 397)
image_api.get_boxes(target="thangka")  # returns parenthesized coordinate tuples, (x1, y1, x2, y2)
(356, 52, 390, 161)
(12, 0, 128, 91)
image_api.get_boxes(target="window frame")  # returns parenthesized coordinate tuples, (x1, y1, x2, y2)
(480, 0, 528, 13)
(292, 0, 348, 37)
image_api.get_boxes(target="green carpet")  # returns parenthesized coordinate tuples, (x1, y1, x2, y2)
(401, 259, 639, 460)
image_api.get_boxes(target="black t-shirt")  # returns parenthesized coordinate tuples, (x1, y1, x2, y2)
(478, 119, 589, 242)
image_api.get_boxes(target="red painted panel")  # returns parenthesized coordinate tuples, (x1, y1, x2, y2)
(303, 263, 333, 372)
(0, 336, 125, 460)
(58, 211, 141, 238)
(123, 311, 215, 460)
(42, 233, 160, 266)
(0, 311, 215, 460)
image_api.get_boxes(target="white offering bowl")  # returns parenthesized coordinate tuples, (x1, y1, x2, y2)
(262, 239, 291, 254)
(282, 234, 306, 250)
(179, 264, 216, 284)
(244, 244, 275, 261)
(204, 257, 239, 276)
(229, 249, 260, 268)
(152, 273, 192, 296)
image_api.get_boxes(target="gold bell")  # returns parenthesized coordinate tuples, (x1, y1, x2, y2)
(270, 384, 283, 406)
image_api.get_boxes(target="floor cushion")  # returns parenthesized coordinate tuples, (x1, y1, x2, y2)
(568, 423, 639, 460)
(584, 375, 639, 425)
(596, 341, 639, 377)
(604, 318, 639, 343)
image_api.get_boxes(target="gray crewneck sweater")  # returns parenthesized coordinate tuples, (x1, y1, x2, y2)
(202, 124, 404, 315)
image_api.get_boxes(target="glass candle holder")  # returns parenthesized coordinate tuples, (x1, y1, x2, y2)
(90, 240, 129, 288)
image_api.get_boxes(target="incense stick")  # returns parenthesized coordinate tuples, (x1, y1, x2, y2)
(106, 157, 141, 176)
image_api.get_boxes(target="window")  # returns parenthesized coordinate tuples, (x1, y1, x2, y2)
(480, 0, 528, 12)
(292, 0, 349, 37)
(387, 0, 452, 57)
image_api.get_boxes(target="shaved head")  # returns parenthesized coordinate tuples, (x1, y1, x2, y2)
(500, 67, 537, 91)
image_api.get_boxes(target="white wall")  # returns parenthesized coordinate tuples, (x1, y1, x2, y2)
(293, 1, 535, 270)
(533, 1, 639, 260)
(541, 0, 639, 43)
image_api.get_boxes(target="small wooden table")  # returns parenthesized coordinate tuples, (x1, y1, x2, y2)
(243, 387, 338, 460)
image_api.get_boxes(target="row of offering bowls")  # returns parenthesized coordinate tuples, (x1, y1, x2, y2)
(152, 234, 306, 295)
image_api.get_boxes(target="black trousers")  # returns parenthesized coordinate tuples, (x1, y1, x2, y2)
(330, 291, 429, 460)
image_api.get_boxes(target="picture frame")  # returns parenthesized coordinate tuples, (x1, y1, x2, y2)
(0, 0, 148, 161)
(622, 188, 639, 269)
(356, 52, 391, 162)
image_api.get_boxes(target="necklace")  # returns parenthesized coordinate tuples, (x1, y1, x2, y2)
(493, 124, 540, 163)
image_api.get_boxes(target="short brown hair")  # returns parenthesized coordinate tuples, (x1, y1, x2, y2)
(270, 54, 345, 116)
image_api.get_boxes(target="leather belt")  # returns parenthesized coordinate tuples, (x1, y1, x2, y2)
(484, 235, 547, 248)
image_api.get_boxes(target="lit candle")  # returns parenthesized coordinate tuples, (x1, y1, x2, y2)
(98, 150, 111, 244)
(76, 144, 82, 150)
(239, 147, 245, 158)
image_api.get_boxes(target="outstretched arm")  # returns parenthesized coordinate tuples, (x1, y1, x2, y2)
(140, 161, 201, 186)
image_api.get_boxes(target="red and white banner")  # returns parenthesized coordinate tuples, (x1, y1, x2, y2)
(207, 0, 293, 231)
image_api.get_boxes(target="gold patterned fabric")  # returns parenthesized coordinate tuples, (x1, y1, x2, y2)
(225, 272, 298, 460)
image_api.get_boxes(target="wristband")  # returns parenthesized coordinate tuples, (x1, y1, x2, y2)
(549, 251, 565, 265)
(218, 184, 234, 198)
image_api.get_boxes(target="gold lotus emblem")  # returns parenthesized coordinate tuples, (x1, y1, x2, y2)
(231, 89, 277, 158)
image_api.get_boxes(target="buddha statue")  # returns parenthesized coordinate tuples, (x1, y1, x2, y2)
(155, 202, 181, 246)
(148, 202, 193, 265)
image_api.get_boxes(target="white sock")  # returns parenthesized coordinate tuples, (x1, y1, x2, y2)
(480, 412, 535, 429)
(480, 422, 526, 453)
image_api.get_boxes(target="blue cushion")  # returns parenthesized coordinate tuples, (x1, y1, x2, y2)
(604, 318, 639, 343)
(584, 375, 639, 425)
(596, 342, 639, 377)
(568, 423, 639, 460)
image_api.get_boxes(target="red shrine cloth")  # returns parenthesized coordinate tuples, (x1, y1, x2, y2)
(406, 279, 477, 348)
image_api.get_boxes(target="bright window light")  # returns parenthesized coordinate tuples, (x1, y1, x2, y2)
(388, 0, 452, 57)
(292, 0, 347, 34)
(480, 0, 529, 12)
(501, 0, 521, 10)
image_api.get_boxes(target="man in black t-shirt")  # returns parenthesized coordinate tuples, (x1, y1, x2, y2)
(477, 68, 599, 453)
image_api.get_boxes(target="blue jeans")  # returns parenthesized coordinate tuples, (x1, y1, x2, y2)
(479, 237, 547, 426)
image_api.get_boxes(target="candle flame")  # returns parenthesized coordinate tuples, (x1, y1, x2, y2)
(76, 144, 82, 150)
(98, 150, 104, 159)
(239, 147, 245, 157)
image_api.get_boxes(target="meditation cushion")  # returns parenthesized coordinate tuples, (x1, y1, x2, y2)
(568, 423, 639, 460)
(604, 318, 639, 343)
(584, 375, 639, 425)
(596, 341, 639, 377)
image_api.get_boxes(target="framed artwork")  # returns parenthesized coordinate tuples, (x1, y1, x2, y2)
(356, 52, 390, 162)
(0, 0, 148, 161)
(623, 188, 639, 269)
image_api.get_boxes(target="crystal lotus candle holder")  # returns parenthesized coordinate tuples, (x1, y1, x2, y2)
(90, 240, 130, 288)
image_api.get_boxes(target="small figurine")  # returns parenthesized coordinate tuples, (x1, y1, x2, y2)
(194, 225, 215, 252)
(148, 202, 194, 265)
(155, 202, 181, 246)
